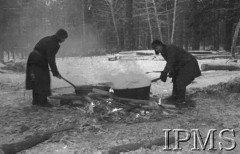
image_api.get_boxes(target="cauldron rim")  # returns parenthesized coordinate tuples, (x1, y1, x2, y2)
(113, 85, 151, 100)
(113, 85, 151, 90)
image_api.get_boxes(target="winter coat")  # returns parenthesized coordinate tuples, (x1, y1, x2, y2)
(161, 45, 201, 88)
(25, 35, 60, 96)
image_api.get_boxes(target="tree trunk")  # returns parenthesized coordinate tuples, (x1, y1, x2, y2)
(231, 19, 240, 59)
(144, 31, 148, 49)
(167, 13, 171, 44)
(7, 51, 10, 60)
(183, 16, 188, 50)
(224, 0, 237, 51)
(192, 1, 200, 50)
(119, 20, 125, 50)
(107, 0, 120, 49)
(203, 38, 206, 50)
(82, 0, 86, 52)
(125, 0, 134, 50)
(145, 0, 153, 43)
(192, 32, 200, 50)
(0, 45, 4, 63)
(177, 11, 184, 48)
(219, 21, 225, 50)
(21, 51, 25, 59)
(170, 0, 177, 44)
(138, 28, 141, 49)
(152, 0, 163, 41)
(12, 51, 15, 60)
(216, 6, 221, 51)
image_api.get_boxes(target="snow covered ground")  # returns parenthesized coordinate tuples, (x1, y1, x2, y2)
(1, 54, 240, 94)
(1, 53, 240, 154)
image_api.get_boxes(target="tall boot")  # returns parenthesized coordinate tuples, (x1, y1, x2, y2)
(172, 83, 178, 99)
(165, 79, 178, 101)
(32, 90, 40, 105)
(39, 95, 53, 107)
(176, 88, 186, 104)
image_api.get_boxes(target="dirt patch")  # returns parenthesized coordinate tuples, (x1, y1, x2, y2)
(0, 77, 239, 153)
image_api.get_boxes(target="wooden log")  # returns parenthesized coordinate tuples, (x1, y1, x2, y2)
(88, 92, 104, 98)
(115, 97, 154, 106)
(201, 64, 240, 71)
(97, 82, 113, 87)
(104, 136, 175, 154)
(0, 125, 75, 154)
(90, 90, 159, 112)
(0, 133, 52, 154)
(92, 88, 150, 105)
(136, 51, 154, 56)
(189, 51, 213, 54)
(88, 93, 138, 108)
(49, 95, 83, 100)
(83, 96, 93, 104)
(92, 88, 114, 97)
(140, 105, 159, 110)
(196, 55, 231, 60)
(0, 70, 6, 74)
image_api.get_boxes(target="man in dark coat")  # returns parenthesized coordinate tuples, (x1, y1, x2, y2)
(152, 39, 201, 105)
(26, 29, 68, 107)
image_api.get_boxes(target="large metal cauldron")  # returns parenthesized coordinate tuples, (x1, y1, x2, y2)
(113, 85, 151, 100)
(75, 85, 110, 95)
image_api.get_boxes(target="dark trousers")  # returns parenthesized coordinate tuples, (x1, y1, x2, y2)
(172, 76, 187, 103)
(32, 89, 48, 105)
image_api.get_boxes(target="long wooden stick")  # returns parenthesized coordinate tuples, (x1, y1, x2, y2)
(61, 76, 77, 89)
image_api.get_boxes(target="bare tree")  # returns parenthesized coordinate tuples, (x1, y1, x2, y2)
(231, 19, 240, 59)
(152, 0, 163, 41)
(171, 0, 177, 44)
(144, 0, 153, 42)
(104, 0, 120, 49)
(82, 0, 86, 51)
(125, 0, 134, 50)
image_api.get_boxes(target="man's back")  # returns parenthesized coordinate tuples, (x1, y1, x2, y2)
(34, 35, 60, 57)
(163, 45, 195, 64)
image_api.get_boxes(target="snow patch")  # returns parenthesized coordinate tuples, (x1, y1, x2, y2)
(0, 63, 6, 67)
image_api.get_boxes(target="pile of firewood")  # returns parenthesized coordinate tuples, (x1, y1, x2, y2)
(0, 89, 181, 154)
(50, 88, 180, 124)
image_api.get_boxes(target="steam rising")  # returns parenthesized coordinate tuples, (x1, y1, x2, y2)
(100, 60, 151, 89)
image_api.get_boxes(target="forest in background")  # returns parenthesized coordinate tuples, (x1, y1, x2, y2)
(0, 0, 239, 61)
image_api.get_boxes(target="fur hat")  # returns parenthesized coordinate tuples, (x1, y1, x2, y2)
(56, 29, 68, 39)
(151, 39, 163, 48)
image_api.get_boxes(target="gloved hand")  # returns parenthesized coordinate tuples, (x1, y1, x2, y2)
(160, 71, 168, 82)
(155, 50, 160, 55)
(169, 70, 176, 78)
